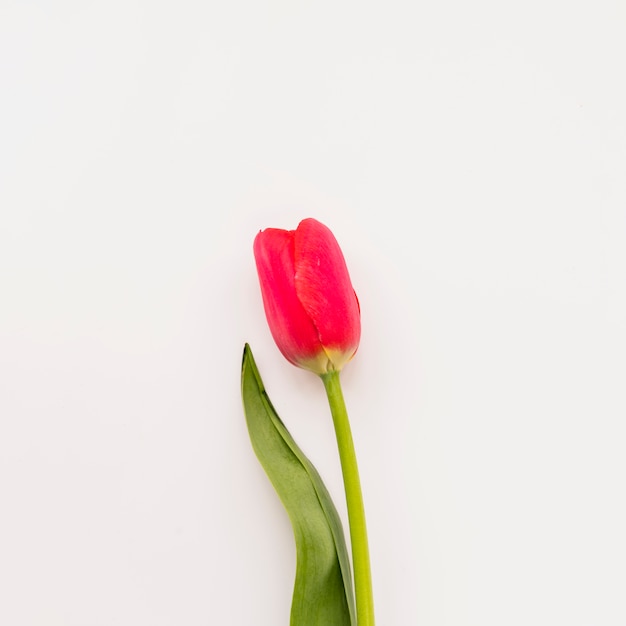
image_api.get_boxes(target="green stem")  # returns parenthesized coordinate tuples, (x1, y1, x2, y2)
(321, 370, 375, 626)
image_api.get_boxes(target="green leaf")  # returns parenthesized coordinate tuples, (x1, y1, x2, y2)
(241, 344, 356, 626)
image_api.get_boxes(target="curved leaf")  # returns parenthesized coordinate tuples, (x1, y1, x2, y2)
(241, 344, 356, 626)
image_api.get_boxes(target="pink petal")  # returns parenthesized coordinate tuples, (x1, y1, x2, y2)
(294, 219, 361, 366)
(253, 227, 324, 367)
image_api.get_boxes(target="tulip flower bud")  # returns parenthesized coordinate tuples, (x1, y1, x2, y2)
(253, 218, 361, 375)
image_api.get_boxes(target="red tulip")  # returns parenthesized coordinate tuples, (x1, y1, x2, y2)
(253, 218, 361, 375)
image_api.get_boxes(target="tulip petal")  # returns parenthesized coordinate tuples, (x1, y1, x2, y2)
(241, 344, 356, 625)
(294, 219, 361, 370)
(254, 229, 327, 371)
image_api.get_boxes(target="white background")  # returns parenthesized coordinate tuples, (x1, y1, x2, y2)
(1, 1, 625, 624)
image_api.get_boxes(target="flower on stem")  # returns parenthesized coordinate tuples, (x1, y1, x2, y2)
(253, 218, 361, 375)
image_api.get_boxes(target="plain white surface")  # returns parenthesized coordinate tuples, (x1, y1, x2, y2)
(1, 1, 626, 624)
